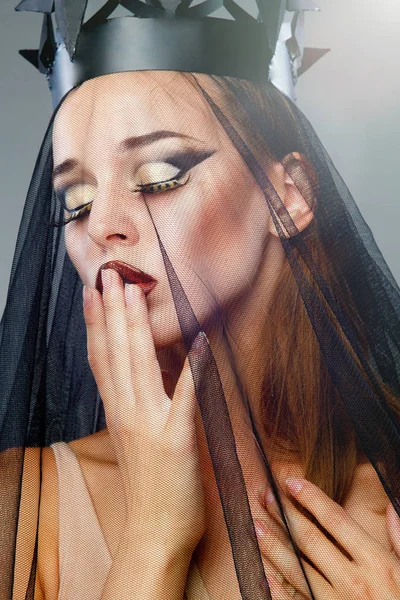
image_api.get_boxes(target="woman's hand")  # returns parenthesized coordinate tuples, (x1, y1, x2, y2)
(387, 502, 400, 558)
(254, 477, 400, 599)
(83, 268, 206, 555)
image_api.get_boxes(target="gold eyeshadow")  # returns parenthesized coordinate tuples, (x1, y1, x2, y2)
(52, 148, 215, 227)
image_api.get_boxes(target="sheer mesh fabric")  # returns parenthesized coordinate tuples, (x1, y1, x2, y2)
(0, 71, 399, 599)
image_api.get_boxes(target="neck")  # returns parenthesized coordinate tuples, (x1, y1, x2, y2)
(154, 237, 286, 594)
(190, 331, 271, 598)
(188, 238, 286, 594)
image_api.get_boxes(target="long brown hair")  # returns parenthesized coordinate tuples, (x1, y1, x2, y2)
(184, 72, 400, 503)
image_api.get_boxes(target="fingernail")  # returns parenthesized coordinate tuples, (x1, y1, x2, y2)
(285, 478, 304, 494)
(254, 521, 265, 538)
(193, 331, 209, 348)
(125, 283, 140, 306)
(189, 331, 208, 358)
(265, 488, 275, 505)
(83, 285, 92, 308)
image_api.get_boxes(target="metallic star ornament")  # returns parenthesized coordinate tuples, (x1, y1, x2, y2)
(15, 0, 54, 12)
(54, 0, 88, 57)
(269, 4, 329, 99)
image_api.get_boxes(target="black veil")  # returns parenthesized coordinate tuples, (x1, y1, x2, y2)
(1, 71, 400, 599)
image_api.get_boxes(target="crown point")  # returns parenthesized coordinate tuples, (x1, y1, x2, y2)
(18, 49, 40, 69)
(54, 0, 88, 58)
(15, 0, 54, 12)
(287, 0, 320, 9)
(298, 47, 330, 76)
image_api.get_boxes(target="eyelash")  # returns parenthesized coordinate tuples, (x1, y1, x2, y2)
(51, 150, 214, 228)
(59, 202, 92, 226)
(133, 173, 189, 195)
(52, 173, 187, 228)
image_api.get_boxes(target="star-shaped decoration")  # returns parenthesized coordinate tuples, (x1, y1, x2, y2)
(15, 0, 54, 12)
(54, 0, 88, 57)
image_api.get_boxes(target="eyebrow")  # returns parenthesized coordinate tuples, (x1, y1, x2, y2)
(120, 130, 197, 151)
(52, 130, 198, 181)
(52, 158, 80, 180)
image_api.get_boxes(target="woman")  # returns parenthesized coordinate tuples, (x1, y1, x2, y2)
(2, 5, 400, 599)
(10, 70, 397, 599)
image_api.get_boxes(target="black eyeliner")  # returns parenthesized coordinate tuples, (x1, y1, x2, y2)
(164, 149, 216, 174)
(51, 148, 216, 227)
(54, 186, 90, 212)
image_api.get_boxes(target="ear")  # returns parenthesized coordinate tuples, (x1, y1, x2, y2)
(267, 152, 317, 238)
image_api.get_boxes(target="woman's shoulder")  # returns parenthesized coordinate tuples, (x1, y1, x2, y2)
(272, 451, 390, 517)
(347, 457, 390, 515)
(20, 432, 110, 600)
(12, 446, 60, 599)
(271, 452, 392, 548)
(343, 458, 391, 549)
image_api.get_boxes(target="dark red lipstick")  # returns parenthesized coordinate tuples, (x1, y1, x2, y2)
(96, 260, 158, 296)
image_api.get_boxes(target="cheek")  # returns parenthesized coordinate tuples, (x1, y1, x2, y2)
(64, 226, 87, 282)
(161, 174, 270, 303)
(202, 192, 268, 295)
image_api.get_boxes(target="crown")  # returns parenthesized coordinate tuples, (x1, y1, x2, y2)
(16, 0, 329, 106)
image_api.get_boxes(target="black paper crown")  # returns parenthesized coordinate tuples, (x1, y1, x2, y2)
(16, 0, 328, 106)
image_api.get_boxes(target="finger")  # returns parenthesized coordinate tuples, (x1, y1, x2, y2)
(387, 503, 400, 557)
(83, 285, 114, 405)
(255, 520, 316, 598)
(101, 269, 135, 401)
(264, 487, 352, 585)
(283, 477, 383, 563)
(267, 572, 311, 600)
(124, 283, 166, 411)
(259, 556, 299, 600)
(168, 352, 196, 433)
(257, 485, 297, 547)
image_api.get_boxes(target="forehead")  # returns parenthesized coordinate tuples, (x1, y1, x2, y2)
(52, 71, 217, 161)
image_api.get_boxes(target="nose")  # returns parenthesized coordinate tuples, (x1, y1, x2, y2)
(86, 181, 145, 248)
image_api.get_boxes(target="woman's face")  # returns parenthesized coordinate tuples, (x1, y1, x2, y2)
(52, 71, 275, 348)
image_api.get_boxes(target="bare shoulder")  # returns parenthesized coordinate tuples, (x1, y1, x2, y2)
(272, 454, 392, 550)
(347, 459, 390, 514)
(343, 458, 391, 549)
(12, 447, 58, 600)
(13, 431, 116, 600)
(36, 430, 115, 600)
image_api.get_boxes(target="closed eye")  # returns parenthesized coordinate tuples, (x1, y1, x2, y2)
(52, 202, 92, 227)
(51, 148, 215, 227)
(133, 172, 190, 194)
(132, 148, 215, 193)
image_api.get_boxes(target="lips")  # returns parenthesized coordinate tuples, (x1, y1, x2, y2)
(96, 260, 158, 296)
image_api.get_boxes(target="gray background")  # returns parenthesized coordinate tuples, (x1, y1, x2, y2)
(0, 0, 399, 314)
